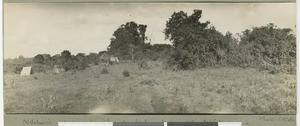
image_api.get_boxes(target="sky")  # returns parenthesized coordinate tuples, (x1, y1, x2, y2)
(4, 3, 296, 59)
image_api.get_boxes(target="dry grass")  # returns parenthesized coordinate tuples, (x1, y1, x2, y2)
(4, 61, 296, 114)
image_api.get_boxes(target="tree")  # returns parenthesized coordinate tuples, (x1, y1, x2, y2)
(108, 21, 148, 60)
(61, 50, 72, 62)
(98, 51, 107, 57)
(75, 53, 88, 70)
(138, 24, 147, 44)
(64, 57, 76, 71)
(76, 53, 85, 60)
(60, 50, 72, 71)
(42, 54, 51, 61)
(33, 54, 44, 64)
(165, 10, 230, 69)
(87, 53, 98, 65)
(51, 54, 61, 65)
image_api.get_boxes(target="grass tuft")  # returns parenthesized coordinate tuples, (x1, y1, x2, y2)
(122, 70, 130, 77)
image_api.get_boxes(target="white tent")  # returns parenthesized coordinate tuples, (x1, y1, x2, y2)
(20, 66, 32, 76)
(115, 57, 119, 63)
(53, 65, 65, 74)
(110, 56, 119, 64)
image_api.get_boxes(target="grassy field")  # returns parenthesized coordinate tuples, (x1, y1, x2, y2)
(4, 61, 296, 114)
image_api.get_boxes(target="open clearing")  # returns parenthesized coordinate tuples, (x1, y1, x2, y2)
(4, 61, 296, 114)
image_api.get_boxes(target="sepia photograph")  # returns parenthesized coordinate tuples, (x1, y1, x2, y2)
(3, 3, 296, 114)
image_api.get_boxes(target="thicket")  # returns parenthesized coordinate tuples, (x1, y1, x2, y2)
(4, 56, 32, 74)
(164, 10, 296, 74)
(229, 24, 296, 74)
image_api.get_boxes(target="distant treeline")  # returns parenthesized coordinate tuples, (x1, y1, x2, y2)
(4, 43, 173, 74)
(5, 9, 296, 75)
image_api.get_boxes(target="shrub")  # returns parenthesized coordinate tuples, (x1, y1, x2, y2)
(138, 61, 150, 70)
(63, 59, 75, 71)
(229, 24, 296, 74)
(74, 53, 88, 70)
(4, 57, 32, 74)
(75, 59, 88, 70)
(162, 62, 178, 71)
(140, 79, 158, 86)
(122, 70, 130, 77)
(93, 61, 99, 65)
(32, 64, 45, 74)
(269, 69, 280, 75)
(167, 49, 198, 70)
(12, 64, 23, 74)
(100, 68, 109, 74)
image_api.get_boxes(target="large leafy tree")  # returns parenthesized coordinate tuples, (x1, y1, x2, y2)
(165, 10, 229, 69)
(75, 53, 88, 70)
(33, 54, 45, 64)
(60, 50, 72, 62)
(60, 50, 73, 71)
(108, 21, 147, 60)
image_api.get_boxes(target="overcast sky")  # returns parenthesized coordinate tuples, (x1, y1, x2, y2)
(4, 3, 296, 59)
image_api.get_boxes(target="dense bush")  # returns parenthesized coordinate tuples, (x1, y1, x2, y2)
(87, 53, 99, 65)
(4, 56, 32, 74)
(59, 52, 88, 71)
(32, 64, 46, 74)
(12, 64, 23, 74)
(74, 53, 88, 70)
(100, 68, 109, 74)
(75, 60, 88, 70)
(138, 60, 150, 70)
(229, 23, 296, 74)
(167, 49, 198, 70)
(134, 44, 173, 61)
(63, 59, 75, 71)
(122, 70, 130, 77)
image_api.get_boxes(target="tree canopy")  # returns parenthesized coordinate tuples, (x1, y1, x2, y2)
(108, 21, 148, 60)
(33, 54, 45, 64)
(164, 10, 231, 69)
